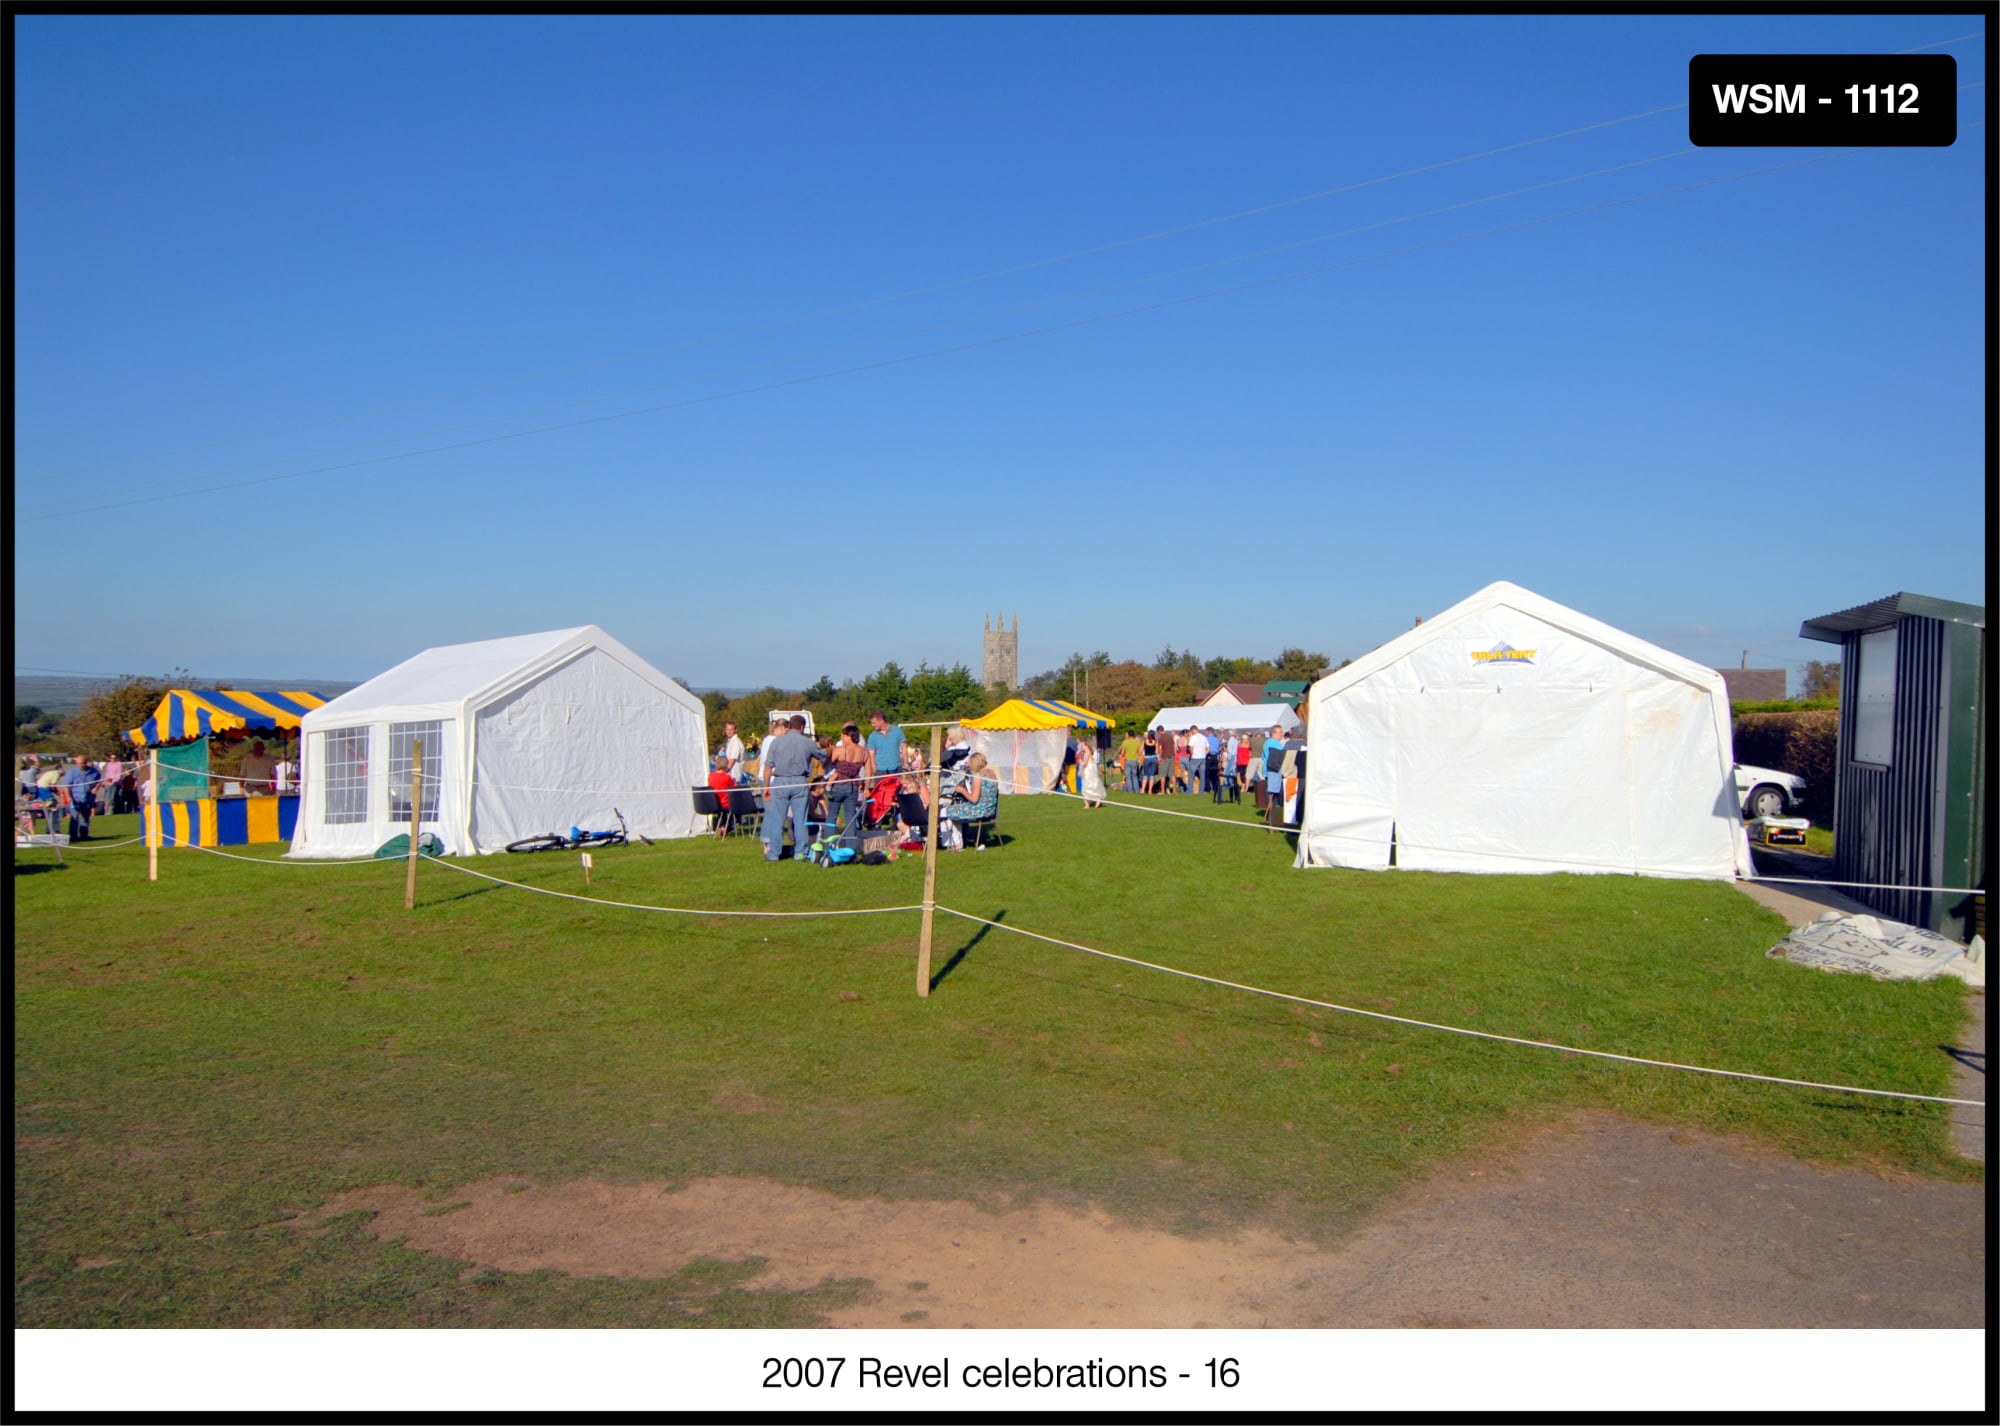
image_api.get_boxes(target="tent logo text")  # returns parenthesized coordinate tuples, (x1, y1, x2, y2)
(1471, 643, 1536, 665)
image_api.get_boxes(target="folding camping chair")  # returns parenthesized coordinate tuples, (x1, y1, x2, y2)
(691, 787, 725, 837)
(723, 786, 764, 839)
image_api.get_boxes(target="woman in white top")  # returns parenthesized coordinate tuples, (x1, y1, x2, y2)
(1076, 741, 1106, 809)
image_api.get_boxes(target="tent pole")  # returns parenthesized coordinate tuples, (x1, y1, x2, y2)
(917, 724, 942, 998)
(404, 738, 423, 910)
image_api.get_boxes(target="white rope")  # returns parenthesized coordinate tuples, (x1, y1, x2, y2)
(55, 836, 146, 850)
(469, 767, 900, 797)
(1044, 784, 1295, 833)
(1054, 786, 1987, 899)
(1748, 876, 1984, 897)
(134, 764, 1986, 901)
(417, 853, 923, 919)
(933, 906, 1982, 1109)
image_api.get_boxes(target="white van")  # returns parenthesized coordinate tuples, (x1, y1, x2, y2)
(766, 709, 815, 736)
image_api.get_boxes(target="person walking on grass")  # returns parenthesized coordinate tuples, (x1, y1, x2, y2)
(58, 753, 101, 841)
(1076, 741, 1106, 809)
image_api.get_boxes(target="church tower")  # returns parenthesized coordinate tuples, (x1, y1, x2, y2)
(981, 612, 1019, 691)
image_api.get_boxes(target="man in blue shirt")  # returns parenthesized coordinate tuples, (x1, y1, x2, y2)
(59, 754, 102, 841)
(864, 710, 904, 789)
(760, 715, 820, 861)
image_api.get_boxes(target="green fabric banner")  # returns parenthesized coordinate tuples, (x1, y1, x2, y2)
(156, 741, 210, 804)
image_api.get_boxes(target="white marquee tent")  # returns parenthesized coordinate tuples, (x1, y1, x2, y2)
(290, 625, 707, 858)
(1150, 703, 1301, 734)
(1295, 581, 1753, 880)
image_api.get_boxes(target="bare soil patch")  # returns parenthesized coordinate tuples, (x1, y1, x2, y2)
(307, 1110, 1983, 1328)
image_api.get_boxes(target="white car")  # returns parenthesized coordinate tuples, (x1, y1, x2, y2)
(1735, 764, 1807, 821)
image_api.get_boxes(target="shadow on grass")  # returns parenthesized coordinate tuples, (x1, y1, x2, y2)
(1939, 1044, 1984, 1074)
(931, 909, 1003, 992)
(14, 862, 69, 876)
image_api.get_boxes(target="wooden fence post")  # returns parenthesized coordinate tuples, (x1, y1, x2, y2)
(404, 738, 423, 910)
(918, 724, 943, 998)
(148, 748, 160, 882)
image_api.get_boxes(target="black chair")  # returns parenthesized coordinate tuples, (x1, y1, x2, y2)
(691, 786, 724, 836)
(894, 791, 931, 838)
(724, 786, 764, 839)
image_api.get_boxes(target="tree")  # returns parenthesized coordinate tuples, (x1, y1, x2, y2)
(903, 662, 986, 721)
(1799, 660, 1841, 701)
(1202, 655, 1258, 687)
(856, 661, 908, 720)
(60, 675, 179, 758)
(1086, 660, 1155, 711)
(803, 674, 838, 702)
(1270, 647, 1332, 680)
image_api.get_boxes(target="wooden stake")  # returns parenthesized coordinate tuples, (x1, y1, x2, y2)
(148, 748, 160, 882)
(581, 851, 593, 886)
(917, 724, 942, 998)
(404, 737, 423, 910)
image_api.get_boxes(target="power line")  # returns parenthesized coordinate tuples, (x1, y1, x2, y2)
(27, 102, 1695, 489)
(25, 27, 1981, 497)
(22, 144, 1706, 518)
(16, 140, 1922, 523)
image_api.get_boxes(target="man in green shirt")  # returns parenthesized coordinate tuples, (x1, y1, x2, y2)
(1119, 731, 1144, 792)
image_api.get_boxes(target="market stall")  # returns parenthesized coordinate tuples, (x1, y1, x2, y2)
(128, 690, 326, 848)
(961, 698, 1110, 795)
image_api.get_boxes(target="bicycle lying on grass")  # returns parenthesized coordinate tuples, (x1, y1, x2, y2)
(504, 808, 651, 853)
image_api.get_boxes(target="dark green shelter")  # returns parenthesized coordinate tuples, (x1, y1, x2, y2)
(1800, 592, 1985, 941)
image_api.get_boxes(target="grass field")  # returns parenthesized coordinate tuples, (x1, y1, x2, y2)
(14, 794, 1978, 1327)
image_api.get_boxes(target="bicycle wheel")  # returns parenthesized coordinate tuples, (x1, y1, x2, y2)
(575, 831, 626, 849)
(505, 834, 569, 853)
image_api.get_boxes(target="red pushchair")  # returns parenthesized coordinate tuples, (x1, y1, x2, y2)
(864, 776, 901, 828)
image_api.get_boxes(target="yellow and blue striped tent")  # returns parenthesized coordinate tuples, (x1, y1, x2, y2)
(125, 690, 328, 747)
(962, 698, 1111, 731)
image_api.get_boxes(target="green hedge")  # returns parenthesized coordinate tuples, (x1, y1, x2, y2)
(1729, 697, 1838, 716)
(1732, 709, 1838, 825)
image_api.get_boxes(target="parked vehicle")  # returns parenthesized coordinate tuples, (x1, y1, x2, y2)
(1735, 764, 1807, 821)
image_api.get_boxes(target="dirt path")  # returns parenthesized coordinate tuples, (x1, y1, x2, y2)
(310, 1109, 1983, 1328)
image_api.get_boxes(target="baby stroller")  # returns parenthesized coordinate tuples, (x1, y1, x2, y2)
(863, 776, 902, 829)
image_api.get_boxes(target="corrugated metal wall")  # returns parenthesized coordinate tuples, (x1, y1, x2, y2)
(1831, 615, 1945, 928)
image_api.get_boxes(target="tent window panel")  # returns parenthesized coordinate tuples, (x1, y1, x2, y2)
(1853, 627, 1896, 767)
(321, 728, 370, 825)
(388, 721, 444, 822)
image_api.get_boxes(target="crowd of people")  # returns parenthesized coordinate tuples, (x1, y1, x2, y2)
(694, 711, 1308, 859)
(17, 753, 122, 841)
(712, 712, 998, 862)
(16, 738, 302, 844)
(1109, 724, 1307, 826)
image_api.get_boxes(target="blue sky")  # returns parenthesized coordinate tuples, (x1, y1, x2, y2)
(13, 13, 1989, 692)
